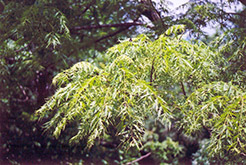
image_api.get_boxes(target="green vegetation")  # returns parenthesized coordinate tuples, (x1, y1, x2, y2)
(36, 24, 246, 163)
(1, 0, 246, 164)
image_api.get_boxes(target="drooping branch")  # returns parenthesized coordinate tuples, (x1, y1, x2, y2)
(95, 15, 142, 43)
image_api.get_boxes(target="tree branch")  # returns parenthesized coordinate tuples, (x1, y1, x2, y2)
(225, 12, 246, 18)
(241, 152, 246, 157)
(0, 1, 4, 14)
(126, 152, 151, 165)
(239, 0, 246, 6)
(71, 22, 143, 31)
(72, 18, 142, 50)
(95, 26, 130, 43)
(139, 0, 166, 29)
(180, 81, 187, 97)
(140, 0, 161, 22)
(81, 0, 95, 15)
(150, 57, 156, 86)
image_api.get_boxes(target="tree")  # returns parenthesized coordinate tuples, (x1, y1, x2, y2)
(2, 0, 246, 163)
(36, 1, 246, 161)
(37, 25, 246, 163)
(177, 0, 246, 163)
(0, 0, 170, 163)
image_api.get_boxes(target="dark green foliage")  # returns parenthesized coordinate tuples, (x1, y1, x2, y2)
(0, 0, 170, 163)
(144, 137, 184, 164)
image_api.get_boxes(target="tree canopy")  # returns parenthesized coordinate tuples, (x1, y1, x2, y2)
(36, 24, 246, 163)
(1, 0, 246, 164)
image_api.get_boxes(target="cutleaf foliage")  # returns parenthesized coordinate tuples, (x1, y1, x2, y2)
(37, 25, 246, 161)
(3, 0, 246, 163)
(181, 81, 246, 159)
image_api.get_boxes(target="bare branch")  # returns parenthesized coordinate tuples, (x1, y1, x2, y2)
(95, 26, 130, 43)
(94, 17, 142, 43)
(126, 152, 151, 165)
(239, 0, 246, 6)
(71, 22, 143, 31)
(140, 0, 161, 22)
(226, 12, 246, 18)
(81, 1, 95, 15)
(150, 57, 156, 86)
(180, 81, 187, 97)
(241, 152, 246, 157)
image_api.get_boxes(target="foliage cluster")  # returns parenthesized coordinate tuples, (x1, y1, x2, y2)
(0, 0, 169, 163)
(37, 24, 246, 163)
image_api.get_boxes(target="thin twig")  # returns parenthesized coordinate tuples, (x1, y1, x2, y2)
(180, 81, 186, 97)
(178, 30, 185, 40)
(126, 152, 151, 165)
(81, 0, 95, 15)
(241, 152, 246, 157)
(16, 84, 29, 103)
(226, 12, 246, 17)
(150, 57, 156, 86)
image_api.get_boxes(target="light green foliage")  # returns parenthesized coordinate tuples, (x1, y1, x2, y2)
(36, 25, 221, 152)
(165, 24, 185, 36)
(181, 81, 246, 159)
(2, 0, 171, 161)
(52, 61, 100, 87)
